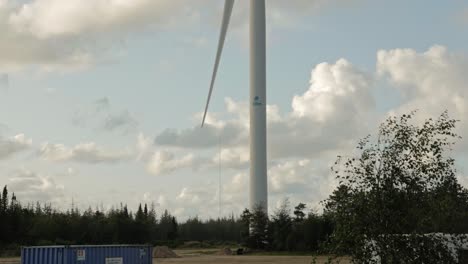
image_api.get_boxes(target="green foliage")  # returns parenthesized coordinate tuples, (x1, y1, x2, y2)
(240, 208, 252, 246)
(249, 204, 270, 250)
(240, 201, 333, 252)
(0, 186, 248, 254)
(324, 111, 468, 263)
(271, 199, 293, 251)
(0, 184, 335, 255)
(294, 203, 306, 222)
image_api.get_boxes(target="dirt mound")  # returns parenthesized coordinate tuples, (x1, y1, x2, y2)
(216, 248, 232, 255)
(153, 246, 178, 258)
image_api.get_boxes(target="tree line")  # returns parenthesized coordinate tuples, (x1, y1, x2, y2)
(0, 185, 333, 255)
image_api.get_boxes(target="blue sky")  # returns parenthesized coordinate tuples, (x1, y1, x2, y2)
(0, 0, 467, 219)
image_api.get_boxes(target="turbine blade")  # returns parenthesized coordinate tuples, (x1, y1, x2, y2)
(202, 0, 235, 127)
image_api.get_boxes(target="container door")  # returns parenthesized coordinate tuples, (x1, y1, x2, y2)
(139, 247, 150, 264)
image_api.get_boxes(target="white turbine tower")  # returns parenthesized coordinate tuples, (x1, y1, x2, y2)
(202, 0, 268, 213)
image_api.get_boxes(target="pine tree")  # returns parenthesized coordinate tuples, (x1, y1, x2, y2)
(271, 199, 292, 251)
(1, 185, 8, 213)
(136, 203, 144, 222)
(143, 203, 148, 218)
(293, 203, 306, 222)
(168, 216, 178, 240)
(249, 205, 269, 249)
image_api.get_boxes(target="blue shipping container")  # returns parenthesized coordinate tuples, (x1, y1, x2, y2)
(21, 245, 152, 264)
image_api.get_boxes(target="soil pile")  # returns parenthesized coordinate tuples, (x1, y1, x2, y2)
(152, 246, 178, 258)
(216, 248, 233, 255)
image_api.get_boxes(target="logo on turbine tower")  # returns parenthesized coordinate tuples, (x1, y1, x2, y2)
(253, 96, 263, 106)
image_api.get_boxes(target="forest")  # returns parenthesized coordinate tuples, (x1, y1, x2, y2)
(0, 186, 333, 256)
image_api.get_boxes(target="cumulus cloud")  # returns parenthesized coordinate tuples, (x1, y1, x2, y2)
(8, 0, 201, 39)
(8, 169, 65, 204)
(166, 158, 336, 218)
(155, 58, 374, 161)
(144, 45, 468, 218)
(73, 97, 138, 134)
(39, 142, 132, 164)
(146, 150, 195, 176)
(155, 123, 246, 149)
(0, 0, 359, 71)
(269, 159, 336, 204)
(0, 134, 32, 160)
(269, 58, 374, 159)
(136, 133, 203, 176)
(7, 0, 355, 39)
(292, 59, 374, 120)
(0, 0, 204, 71)
(377, 45, 468, 149)
(0, 1, 94, 72)
(136, 132, 153, 161)
(215, 147, 249, 170)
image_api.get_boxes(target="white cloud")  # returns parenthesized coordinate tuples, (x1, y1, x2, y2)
(8, 0, 201, 39)
(135, 156, 337, 220)
(155, 122, 246, 150)
(137, 133, 206, 176)
(155, 58, 374, 161)
(176, 187, 202, 205)
(144, 45, 468, 218)
(136, 132, 153, 161)
(268, 159, 336, 205)
(67, 167, 78, 176)
(0, 133, 32, 160)
(292, 59, 374, 120)
(214, 147, 249, 170)
(39, 142, 132, 164)
(0, 0, 202, 71)
(269, 159, 309, 194)
(0, 0, 359, 71)
(146, 150, 195, 176)
(0, 0, 95, 72)
(148, 58, 375, 218)
(377, 45, 468, 149)
(8, 169, 65, 204)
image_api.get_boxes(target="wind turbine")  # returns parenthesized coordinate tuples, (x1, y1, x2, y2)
(202, 0, 268, 213)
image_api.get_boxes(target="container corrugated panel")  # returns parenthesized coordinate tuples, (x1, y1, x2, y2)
(22, 245, 152, 264)
(21, 246, 64, 264)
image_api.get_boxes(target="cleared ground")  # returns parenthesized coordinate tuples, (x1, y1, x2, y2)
(0, 259, 18, 264)
(1, 250, 351, 264)
(158, 255, 350, 264)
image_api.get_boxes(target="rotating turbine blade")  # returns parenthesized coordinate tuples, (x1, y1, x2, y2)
(201, 0, 235, 127)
